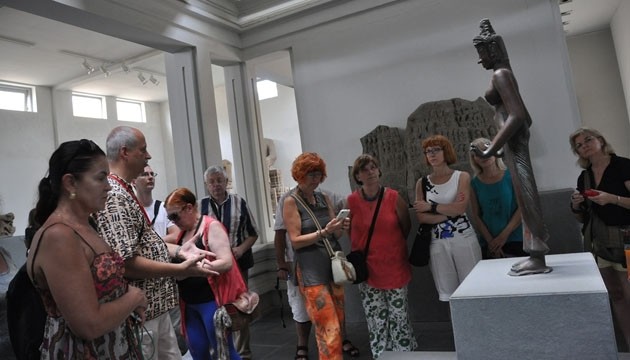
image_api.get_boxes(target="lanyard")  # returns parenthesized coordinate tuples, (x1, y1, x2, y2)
(108, 173, 150, 223)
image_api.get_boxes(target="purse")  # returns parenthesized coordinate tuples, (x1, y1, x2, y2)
(346, 186, 384, 284)
(409, 176, 433, 267)
(291, 192, 356, 285)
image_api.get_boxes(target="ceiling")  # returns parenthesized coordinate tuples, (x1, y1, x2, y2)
(0, 0, 621, 104)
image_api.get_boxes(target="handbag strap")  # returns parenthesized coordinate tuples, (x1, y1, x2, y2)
(363, 186, 385, 255)
(290, 191, 336, 257)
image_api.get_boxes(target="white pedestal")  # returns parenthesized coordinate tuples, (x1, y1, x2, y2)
(450, 253, 617, 360)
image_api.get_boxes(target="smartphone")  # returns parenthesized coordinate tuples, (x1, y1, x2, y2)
(336, 209, 350, 221)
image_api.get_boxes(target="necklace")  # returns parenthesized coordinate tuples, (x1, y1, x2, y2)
(361, 186, 381, 202)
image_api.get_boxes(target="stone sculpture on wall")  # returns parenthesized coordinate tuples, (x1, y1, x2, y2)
(353, 97, 497, 203)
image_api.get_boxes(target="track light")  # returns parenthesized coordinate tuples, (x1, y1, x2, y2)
(82, 58, 95, 75)
(137, 72, 148, 85)
(121, 63, 130, 73)
(149, 75, 160, 86)
(99, 65, 111, 77)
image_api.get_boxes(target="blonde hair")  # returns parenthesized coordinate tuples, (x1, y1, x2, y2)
(569, 127, 615, 169)
(468, 137, 506, 176)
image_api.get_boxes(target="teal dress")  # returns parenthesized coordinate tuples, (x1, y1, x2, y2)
(471, 170, 524, 256)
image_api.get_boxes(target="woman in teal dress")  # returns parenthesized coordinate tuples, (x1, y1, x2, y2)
(468, 138, 526, 259)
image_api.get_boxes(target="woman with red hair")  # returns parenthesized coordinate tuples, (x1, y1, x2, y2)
(413, 135, 481, 302)
(283, 152, 349, 360)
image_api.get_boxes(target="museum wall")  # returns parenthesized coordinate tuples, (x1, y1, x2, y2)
(0, 87, 173, 235)
(242, 0, 582, 198)
(611, 0, 630, 130)
(567, 29, 630, 158)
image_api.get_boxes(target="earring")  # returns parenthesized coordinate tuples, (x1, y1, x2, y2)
(69, 192, 76, 200)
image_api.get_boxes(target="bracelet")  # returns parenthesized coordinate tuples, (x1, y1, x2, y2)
(175, 245, 182, 258)
(430, 202, 438, 214)
(617, 195, 621, 205)
(316, 229, 321, 238)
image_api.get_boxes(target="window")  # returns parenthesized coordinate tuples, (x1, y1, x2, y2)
(256, 80, 278, 100)
(0, 82, 36, 112)
(116, 99, 146, 123)
(72, 93, 106, 119)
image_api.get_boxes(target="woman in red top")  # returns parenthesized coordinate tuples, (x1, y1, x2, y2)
(347, 154, 417, 358)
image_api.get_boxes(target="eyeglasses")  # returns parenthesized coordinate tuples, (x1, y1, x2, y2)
(140, 172, 158, 178)
(574, 136, 595, 151)
(167, 208, 183, 222)
(306, 171, 323, 179)
(424, 147, 443, 155)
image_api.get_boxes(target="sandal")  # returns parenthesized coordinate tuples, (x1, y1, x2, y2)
(342, 340, 360, 358)
(295, 345, 309, 360)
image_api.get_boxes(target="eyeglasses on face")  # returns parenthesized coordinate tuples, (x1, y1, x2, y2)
(424, 147, 443, 155)
(140, 172, 158, 178)
(574, 136, 596, 151)
(306, 171, 323, 179)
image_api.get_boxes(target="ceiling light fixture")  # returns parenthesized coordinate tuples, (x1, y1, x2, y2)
(121, 63, 130, 73)
(561, 10, 572, 16)
(137, 72, 148, 85)
(99, 65, 111, 77)
(82, 58, 96, 75)
(149, 74, 160, 86)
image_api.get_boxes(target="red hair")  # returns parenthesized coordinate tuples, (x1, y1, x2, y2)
(291, 152, 327, 183)
(421, 135, 457, 165)
(165, 187, 197, 208)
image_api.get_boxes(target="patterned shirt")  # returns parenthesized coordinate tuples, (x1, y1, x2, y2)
(200, 193, 258, 270)
(96, 175, 177, 320)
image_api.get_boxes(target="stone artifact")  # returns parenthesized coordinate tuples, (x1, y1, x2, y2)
(470, 19, 551, 276)
(0, 213, 15, 237)
(354, 98, 496, 203)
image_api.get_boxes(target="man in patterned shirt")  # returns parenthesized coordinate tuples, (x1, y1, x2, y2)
(200, 165, 258, 360)
(97, 126, 215, 359)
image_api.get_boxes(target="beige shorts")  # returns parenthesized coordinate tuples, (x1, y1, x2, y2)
(596, 256, 627, 272)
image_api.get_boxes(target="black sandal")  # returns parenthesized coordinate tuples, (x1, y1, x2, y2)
(295, 345, 309, 360)
(342, 339, 360, 358)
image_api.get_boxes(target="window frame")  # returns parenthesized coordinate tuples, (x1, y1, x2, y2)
(71, 92, 107, 119)
(0, 81, 37, 112)
(115, 98, 146, 123)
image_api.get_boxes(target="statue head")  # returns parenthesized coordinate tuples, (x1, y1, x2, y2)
(473, 19, 509, 69)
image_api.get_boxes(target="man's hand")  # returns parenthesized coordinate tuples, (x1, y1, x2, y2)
(232, 245, 244, 259)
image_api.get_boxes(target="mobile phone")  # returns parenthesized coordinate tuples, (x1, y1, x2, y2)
(336, 209, 350, 221)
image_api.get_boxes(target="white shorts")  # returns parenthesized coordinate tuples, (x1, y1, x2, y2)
(287, 275, 310, 323)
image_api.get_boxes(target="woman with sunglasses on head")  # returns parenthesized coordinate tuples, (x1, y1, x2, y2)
(468, 138, 526, 259)
(27, 139, 147, 359)
(413, 135, 481, 303)
(283, 152, 349, 360)
(164, 187, 241, 360)
(569, 127, 630, 350)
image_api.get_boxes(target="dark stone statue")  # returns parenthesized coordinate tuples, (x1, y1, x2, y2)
(470, 19, 552, 276)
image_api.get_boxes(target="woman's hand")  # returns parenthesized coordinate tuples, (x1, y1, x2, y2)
(178, 235, 214, 261)
(128, 285, 147, 324)
(413, 200, 431, 213)
(570, 190, 585, 210)
(324, 217, 344, 234)
(587, 190, 618, 206)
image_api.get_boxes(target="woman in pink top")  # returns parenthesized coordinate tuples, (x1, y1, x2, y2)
(347, 154, 416, 358)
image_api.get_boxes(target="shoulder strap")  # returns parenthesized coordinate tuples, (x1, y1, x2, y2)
(421, 176, 428, 198)
(290, 192, 336, 257)
(200, 197, 210, 216)
(151, 200, 161, 226)
(30, 222, 97, 277)
(364, 187, 385, 254)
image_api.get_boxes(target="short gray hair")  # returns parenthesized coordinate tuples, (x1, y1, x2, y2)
(106, 126, 139, 161)
(204, 165, 227, 181)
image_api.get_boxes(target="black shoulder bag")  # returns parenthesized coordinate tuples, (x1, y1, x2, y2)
(347, 187, 384, 284)
(409, 176, 433, 267)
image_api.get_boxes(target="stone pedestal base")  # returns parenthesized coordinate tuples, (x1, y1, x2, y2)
(450, 253, 617, 360)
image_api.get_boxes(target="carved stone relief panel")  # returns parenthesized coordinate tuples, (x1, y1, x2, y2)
(353, 97, 496, 203)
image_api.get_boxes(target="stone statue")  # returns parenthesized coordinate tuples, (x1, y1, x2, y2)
(470, 19, 552, 276)
(0, 212, 16, 237)
(263, 138, 277, 169)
